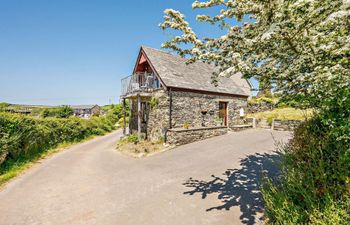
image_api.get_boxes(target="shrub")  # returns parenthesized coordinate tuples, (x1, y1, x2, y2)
(117, 117, 129, 126)
(118, 134, 141, 145)
(0, 112, 117, 172)
(262, 115, 350, 224)
(248, 95, 279, 106)
(41, 106, 73, 118)
(0, 103, 9, 112)
(127, 134, 139, 143)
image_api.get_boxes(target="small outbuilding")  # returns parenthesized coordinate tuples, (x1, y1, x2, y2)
(120, 46, 252, 145)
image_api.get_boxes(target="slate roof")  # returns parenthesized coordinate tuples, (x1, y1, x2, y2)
(70, 105, 99, 110)
(141, 46, 251, 97)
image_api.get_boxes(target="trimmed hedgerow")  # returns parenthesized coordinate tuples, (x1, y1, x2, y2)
(0, 112, 117, 171)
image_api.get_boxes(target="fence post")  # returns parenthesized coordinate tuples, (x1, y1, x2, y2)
(271, 119, 275, 130)
(253, 118, 256, 129)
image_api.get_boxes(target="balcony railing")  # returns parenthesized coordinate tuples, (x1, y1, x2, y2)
(121, 72, 160, 96)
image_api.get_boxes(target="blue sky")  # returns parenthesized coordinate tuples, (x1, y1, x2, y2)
(0, 0, 256, 106)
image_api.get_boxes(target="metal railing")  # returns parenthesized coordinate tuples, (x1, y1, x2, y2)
(121, 72, 159, 96)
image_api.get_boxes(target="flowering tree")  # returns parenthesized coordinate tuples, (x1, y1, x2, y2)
(160, 0, 350, 110)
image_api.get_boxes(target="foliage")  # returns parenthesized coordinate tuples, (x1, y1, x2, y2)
(0, 112, 118, 176)
(247, 107, 313, 121)
(117, 117, 129, 126)
(262, 116, 350, 224)
(118, 133, 146, 145)
(126, 134, 139, 143)
(248, 96, 279, 105)
(160, 0, 349, 110)
(104, 102, 130, 122)
(0, 103, 9, 112)
(150, 97, 159, 108)
(41, 106, 73, 118)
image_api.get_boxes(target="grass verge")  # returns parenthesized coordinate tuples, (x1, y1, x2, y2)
(117, 134, 173, 158)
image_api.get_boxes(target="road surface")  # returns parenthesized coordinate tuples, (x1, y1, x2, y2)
(0, 129, 290, 225)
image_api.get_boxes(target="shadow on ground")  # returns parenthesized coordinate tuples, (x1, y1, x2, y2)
(183, 152, 282, 225)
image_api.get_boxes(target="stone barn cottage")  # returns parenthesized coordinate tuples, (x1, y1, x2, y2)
(71, 105, 102, 118)
(120, 46, 252, 145)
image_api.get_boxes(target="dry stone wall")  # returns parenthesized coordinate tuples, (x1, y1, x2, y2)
(247, 102, 275, 113)
(167, 127, 228, 146)
(272, 119, 302, 131)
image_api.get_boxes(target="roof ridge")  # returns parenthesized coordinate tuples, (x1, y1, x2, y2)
(141, 45, 188, 60)
(141, 45, 215, 67)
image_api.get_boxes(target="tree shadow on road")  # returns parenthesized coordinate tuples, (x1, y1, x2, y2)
(183, 152, 282, 225)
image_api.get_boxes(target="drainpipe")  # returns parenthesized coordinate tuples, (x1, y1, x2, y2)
(168, 88, 172, 129)
(164, 88, 173, 143)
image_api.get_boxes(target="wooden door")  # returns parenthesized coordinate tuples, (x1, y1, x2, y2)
(219, 102, 228, 126)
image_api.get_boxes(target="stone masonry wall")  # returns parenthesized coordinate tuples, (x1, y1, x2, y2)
(129, 90, 169, 142)
(146, 90, 170, 142)
(247, 102, 275, 114)
(129, 89, 249, 143)
(171, 91, 248, 128)
(272, 119, 302, 131)
(167, 127, 228, 146)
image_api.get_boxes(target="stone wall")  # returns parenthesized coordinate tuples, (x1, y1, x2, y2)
(128, 90, 170, 142)
(171, 91, 248, 128)
(272, 119, 302, 131)
(146, 90, 170, 142)
(128, 89, 249, 143)
(247, 102, 275, 113)
(167, 126, 228, 146)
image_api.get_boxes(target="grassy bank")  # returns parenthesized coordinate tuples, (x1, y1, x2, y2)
(0, 112, 118, 186)
(247, 107, 313, 122)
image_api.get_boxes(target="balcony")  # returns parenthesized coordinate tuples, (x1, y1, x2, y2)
(121, 72, 160, 97)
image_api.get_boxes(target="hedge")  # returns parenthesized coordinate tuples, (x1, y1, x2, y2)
(0, 112, 117, 169)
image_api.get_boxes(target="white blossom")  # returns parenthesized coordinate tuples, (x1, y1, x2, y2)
(160, 0, 350, 109)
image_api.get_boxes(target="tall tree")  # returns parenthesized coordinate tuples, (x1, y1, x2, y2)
(160, 0, 350, 110)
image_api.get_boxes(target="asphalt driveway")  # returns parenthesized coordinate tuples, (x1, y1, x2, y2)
(0, 129, 290, 225)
